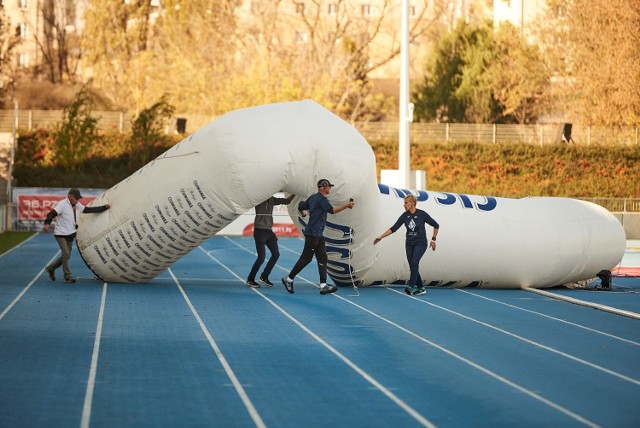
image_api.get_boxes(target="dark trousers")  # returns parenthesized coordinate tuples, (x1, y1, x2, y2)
(289, 235, 327, 283)
(248, 229, 280, 281)
(406, 242, 427, 287)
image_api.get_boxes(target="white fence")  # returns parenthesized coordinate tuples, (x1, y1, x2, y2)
(357, 122, 640, 146)
(0, 109, 638, 145)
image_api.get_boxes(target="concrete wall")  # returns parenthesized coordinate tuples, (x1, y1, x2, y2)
(614, 213, 640, 239)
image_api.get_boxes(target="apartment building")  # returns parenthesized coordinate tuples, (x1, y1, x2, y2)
(1, 0, 87, 79)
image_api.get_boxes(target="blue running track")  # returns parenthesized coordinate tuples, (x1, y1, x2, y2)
(1, 233, 639, 427)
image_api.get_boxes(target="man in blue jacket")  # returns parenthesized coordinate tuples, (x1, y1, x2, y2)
(282, 179, 354, 295)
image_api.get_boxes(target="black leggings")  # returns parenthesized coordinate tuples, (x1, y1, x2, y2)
(289, 235, 327, 283)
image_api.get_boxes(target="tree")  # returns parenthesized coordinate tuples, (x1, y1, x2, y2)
(147, 0, 239, 115)
(537, 0, 640, 125)
(53, 87, 99, 171)
(0, 6, 21, 104)
(231, 0, 447, 122)
(82, 0, 154, 112)
(80, 0, 449, 122)
(413, 19, 550, 124)
(127, 96, 175, 168)
(412, 20, 500, 123)
(35, 0, 82, 83)
(487, 23, 550, 124)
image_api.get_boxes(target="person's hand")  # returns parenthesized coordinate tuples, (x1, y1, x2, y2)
(105, 204, 111, 209)
(430, 240, 437, 251)
(373, 236, 382, 245)
(348, 198, 354, 209)
(43, 223, 50, 233)
(300, 210, 308, 217)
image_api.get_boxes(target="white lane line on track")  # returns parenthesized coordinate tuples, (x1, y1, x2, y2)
(389, 288, 640, 386)
(224, 235, 302, 256)
(168, 267, 266, 428)
(457, 289, 640, 346)
(0, 252, 60, 321)
(523, 288, 640, 320)
(328, 287, 602, 428)
(208, 239, 605, 426)
(199, 245, 436, 428)
(81, 283, 107, 428)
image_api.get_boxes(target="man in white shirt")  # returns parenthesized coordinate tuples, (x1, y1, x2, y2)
(43, 188, 111, 283)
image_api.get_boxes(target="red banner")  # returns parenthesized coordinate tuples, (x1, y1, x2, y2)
(243, 223, 301, 237)
(17, 195, 96, 220)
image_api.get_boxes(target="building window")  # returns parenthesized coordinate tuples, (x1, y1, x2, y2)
(19, 0, 28, 9)
(295, 2, 304, 15)
(327, 3, 338, 15)
(18, 22, 28, 39)
(18, 53, 29, 68)
(410, 6, 416, 16)
(361, 4, 372, 17)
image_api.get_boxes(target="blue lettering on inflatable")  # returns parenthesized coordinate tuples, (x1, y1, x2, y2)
(435, 192, 497, 212)
(325, 221, 352, 238)
(297, 218, 352, 245)
(458, 194, 474, 209)
(324, 219, 359, 286)
(377, 184, 429, 201)
(326, 246, 350, 259)
(476, 196, 497, 211)
(416, 190, 429, 201)
(393, 188, 410, 198)
(436, 193, 457, 206)
(326, 260, 353, 276)
(377, 183, 390, 195)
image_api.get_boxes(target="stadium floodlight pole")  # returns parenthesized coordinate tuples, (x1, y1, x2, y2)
(398, 0, 411, 189)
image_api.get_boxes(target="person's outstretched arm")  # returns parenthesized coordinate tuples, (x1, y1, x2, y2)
(373, 229, 393, 244)
(332, 199, 355, 214)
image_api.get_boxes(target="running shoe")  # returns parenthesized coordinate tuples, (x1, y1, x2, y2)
(413, 288, 426, 296)
(64, 277, 76, 283)
(259, 276, 274, 287)
(282, 277, 294, 294)
(46, 267, 56, 281)
(320, 284, 337, 295)
(246, 280, 260, 288)
(404, 287, 413, 295)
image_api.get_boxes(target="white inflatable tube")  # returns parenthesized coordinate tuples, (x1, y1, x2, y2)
(77, 100, 625, 288)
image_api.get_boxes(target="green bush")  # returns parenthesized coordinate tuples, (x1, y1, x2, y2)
(371, 140, 640, 198)
(12, 128, 640, 198)
(15, 129, 55, 167)
(127, 97, 176, 168)
(53, 88, 99, 171)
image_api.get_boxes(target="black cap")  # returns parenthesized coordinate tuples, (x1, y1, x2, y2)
(68, 188, 82, 199)
(317, 179, 334, 188)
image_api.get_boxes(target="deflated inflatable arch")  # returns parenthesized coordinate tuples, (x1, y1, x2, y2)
(77, 100, 380, 283)
(77, 100, 625, 288)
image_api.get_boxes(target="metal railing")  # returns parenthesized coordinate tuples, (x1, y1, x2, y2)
(357, 122, 640, 146)
(0, 109, 638, 145)
(579, 198, 640, 213)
